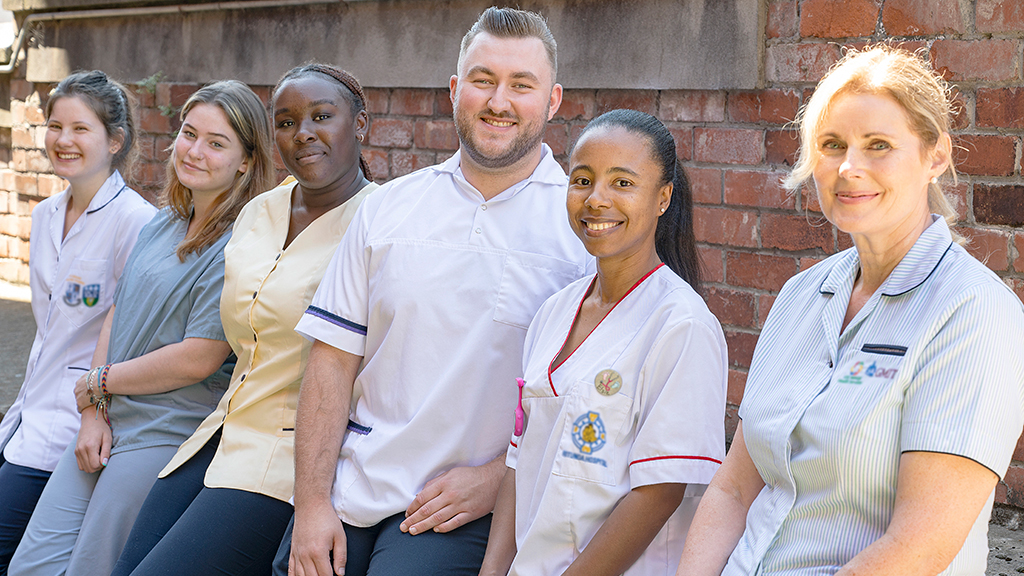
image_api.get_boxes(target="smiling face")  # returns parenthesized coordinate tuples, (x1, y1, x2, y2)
(813, 92, 949, 245)
(173, 103, 249, 198)
(450, 32, 561, 171)
(567, 126, 671, 263)
(273, 75, 367, 194)
(45, 95, 120, 192)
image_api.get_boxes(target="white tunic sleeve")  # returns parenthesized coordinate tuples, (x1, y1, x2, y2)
(628, 316, 727, 489)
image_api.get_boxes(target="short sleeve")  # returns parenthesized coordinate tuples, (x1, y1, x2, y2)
(294, 195, 374, 356)
(628, 315, 728, 489)
(183, 239, 229, 342)
(900, 285, 1024, 479)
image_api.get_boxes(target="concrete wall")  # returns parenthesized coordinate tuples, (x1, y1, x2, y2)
(1, 0, 1024, 513)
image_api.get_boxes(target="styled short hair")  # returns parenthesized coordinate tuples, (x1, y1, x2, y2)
(785, 45, 960, 238)
(458, 6, 557, 81)
(163, 80, 275, 261)
(47, 70, 138, 176)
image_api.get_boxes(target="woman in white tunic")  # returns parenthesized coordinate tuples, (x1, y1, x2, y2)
(0, 70, 155, 573)
(676, 46, 1024, 576)
(479, 109, 728, 576)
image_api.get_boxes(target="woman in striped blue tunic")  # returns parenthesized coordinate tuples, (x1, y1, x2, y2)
(676, 45, 1024, 576)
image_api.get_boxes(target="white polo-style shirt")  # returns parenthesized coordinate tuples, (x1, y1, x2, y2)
(0, 171, 155, 471)
(507, 264, 727, 575)
(727, 216, 1024, 575)
(295, 145, 593, 526)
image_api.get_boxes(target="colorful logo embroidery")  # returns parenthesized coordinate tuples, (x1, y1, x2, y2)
(63, 282, 82, 306)
(838, 360, 898, 385)
(572, 411, 606, 454)
(82, 284, 101, 307)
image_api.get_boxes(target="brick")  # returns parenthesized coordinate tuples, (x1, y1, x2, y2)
(761, 212, 834, 252)
(959, 226, 1010, 271)
(153, 136, 174, 163)
(11, 150, 25, 172)
(156, 83, 199, 109)
(363, 88, 389, 115)
(135, 163, 167, 189)
(944, 180, 969, 221)
(724, 329, 759, 369)
(391, 150, 436, 178)
(363, 149, 389, 182)
(765, 129, 800, 167)
(369, 118, 414, 149)
(23, 150, 50, 173)
(0, 215, 17, 237)
(723, 170, 793, 209)
(436, 89, 454, 117)
(974, 185, 1024, 227)
(24, 104, 45, 126)
(544, 124, 569, 157)
(594, 90, 657, 116)
(1014, 432, 1024, 462)
(727, 369, 747, 406)
(687, 167, 722, 205)
(837, 230, 854, 251)
(931, 40, 1021, 83)
(11, 127, 33, 149)
(953, 134, 1016, 177)
(16, 238, 30, 261)
(0, 192, 6, 214)
(698, 245, 724, 283)
(977, 88, 1024, 130)
(554, 90, 595, 121)
(250, 86, 272, 108)
(882, 0, 964, 35)
(1003, 464, 1024, 508)
(801, 0, 879, 38)
(757, 294, 776, 328)
(128, 85, 156, 108)
(725, 405, 740, 442)
(949, 89, 970, 132)
(10, 80, 33, 102)
(414, 120, 459, 151)
(0, 170, 15, 192)
(694, 206, 757, 247)
(669, 127, 693, 161)
(10, 101, 25, 125)
(766, 43, 843, 83)
(694, 128, 763, 165)
(976, 0, 1024, 33)
(1015, 233, 1024, 273)
(726, 252, 798, 291)
(390, 88, 434, 116)
(36, 175, 66, 198)
(1009, 277, 1024, 304)
(34, 126, 47, 149)
(17, 216, 31, 241)
(802, 187, 822, 214)
(138, 108, 172, 134)
(706, 286, 756, 328)
(660, 91, 725, 122)
(12, 174, 36, 197)
(727, 90, 800, 125)
(136, 136, 156, 162)
(767, 0, 798, 38)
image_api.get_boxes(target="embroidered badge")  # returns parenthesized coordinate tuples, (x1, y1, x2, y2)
(594, 369, 622, 396)
(838, 359, 899, 385)
(571, 411, 606, 454)
(82, 284, 101, 307)
(63, 282, 82, 306)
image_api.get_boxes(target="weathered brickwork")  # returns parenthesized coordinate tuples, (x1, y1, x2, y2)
(1, 0, 1023, 505)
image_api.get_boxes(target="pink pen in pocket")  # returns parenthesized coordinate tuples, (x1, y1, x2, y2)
(514, 378, 526, 436)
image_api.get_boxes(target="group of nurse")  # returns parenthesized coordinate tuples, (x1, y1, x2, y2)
(0, 41, 1021, 576)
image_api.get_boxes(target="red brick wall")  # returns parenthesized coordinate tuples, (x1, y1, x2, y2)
(1, 0, 1023, 506)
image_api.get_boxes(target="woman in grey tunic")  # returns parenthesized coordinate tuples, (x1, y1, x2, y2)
(8, 80, 276, 576)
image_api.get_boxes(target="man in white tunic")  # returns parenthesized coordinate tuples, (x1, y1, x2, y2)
(278, 7, 592, 576)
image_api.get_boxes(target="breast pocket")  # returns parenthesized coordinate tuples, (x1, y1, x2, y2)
(494, 251, 581, 330)
(58, 258, 110, 328)
(552, 381, 633, 486)
(829, 348, 906, 430)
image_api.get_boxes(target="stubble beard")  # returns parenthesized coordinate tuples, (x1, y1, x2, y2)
(453, 101, 546, 171)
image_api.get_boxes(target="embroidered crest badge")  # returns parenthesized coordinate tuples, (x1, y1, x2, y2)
(571, 411, 607, 455)
(82, 284, 101, 307)
(63, 282, 82, 306)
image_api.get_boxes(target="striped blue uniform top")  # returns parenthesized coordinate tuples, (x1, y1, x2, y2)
(726, 216, 1024, 575)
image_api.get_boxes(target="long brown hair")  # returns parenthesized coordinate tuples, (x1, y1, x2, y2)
(162, 80, 275, 261)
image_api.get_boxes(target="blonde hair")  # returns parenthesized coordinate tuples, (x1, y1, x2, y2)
(162, 80, 275, 261)
(784, 45, 962, 242)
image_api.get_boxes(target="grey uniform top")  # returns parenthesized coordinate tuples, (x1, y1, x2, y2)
(106, 207, 233, 455)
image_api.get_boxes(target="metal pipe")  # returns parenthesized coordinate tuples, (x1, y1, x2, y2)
(0, 0, 344, 74)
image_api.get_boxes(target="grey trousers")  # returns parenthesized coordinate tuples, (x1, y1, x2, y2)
(8, 439, 177, 576)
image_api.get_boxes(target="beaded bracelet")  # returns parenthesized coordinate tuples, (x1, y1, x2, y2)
(93, 364, 113, 424)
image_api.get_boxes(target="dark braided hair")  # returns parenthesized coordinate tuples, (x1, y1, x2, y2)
(573, 109, 703, 294)
(272, 63, 373, 181)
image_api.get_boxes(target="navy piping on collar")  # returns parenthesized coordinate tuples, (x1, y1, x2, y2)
(85, 184, 128, 215)
(818, 241, 955, 297)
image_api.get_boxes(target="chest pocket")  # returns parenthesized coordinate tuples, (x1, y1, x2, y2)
(551, 379, 633, 486)
(494, 251, 581, 330)
(57, 258, 110, 328)
(825, 346, 907, 430)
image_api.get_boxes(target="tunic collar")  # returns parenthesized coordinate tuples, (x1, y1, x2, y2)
(436, 143, 567, 199)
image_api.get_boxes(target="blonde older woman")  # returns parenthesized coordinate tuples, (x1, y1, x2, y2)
(677, 46, 1024, 576)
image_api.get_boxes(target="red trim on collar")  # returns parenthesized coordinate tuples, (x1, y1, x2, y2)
(547, 263, 666, 396)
